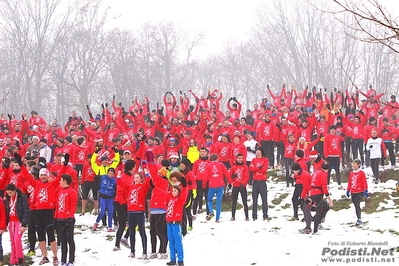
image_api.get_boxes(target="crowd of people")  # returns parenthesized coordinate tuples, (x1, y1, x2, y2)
(0, 84, 397, 265)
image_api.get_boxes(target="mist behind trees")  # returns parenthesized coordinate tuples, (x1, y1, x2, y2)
(0, 0, 397, 123)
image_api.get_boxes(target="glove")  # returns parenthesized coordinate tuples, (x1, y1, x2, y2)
(7, 114, 11, 120)
(364, 190, 370, 199)
(228, 184, 232, 190)
(369, 145, 373, 149)
(2, 157, 10, 169)
(346, 190, 350, 198)
(298, 198, 304, 206)
(112, 146, 118, 153)
(231, 173, 238, 179)
(258, 165, 263, 169)
(86, 104, 90, 110)
(101, 103, 105, 110)
(105, 103, 108, 108)
(192, 189, 197, 199)
(95, 147, 101, 153)
(14, 153, 23, 167)
(246, 146, 251, 152)
(304, 199, 311, 204)
(63, 153, 70, 166)
(113, 95, 115, 100)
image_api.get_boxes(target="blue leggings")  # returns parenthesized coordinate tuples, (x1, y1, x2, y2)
(167, 223, 183, 263)
(207, 187, 224, 221)
(96, 197, 114, 229)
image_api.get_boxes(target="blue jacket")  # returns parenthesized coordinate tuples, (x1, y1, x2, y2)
(99, 175, 116, 198)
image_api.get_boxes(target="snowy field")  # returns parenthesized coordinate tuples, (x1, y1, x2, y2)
(2, 167, 398, 266)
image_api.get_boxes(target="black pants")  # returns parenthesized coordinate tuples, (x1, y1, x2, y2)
(231, 186, 248, 219)
(128, 212, 147, 255)
(352, 138, 364, 165)
(301, 199, 312, 230)
(283, 157, 294, 186)
(276, 142, 284, 165)
(309, 194, 324, 233)
(193, 180, 209, 215)
(150, 213, 168, 254)
(252, 180, 268, 219)
(114, 202, 128, 247)
(184, 191, 193, 228)
(326, 157, 341, 185)
(351, 192, 363, 220)
(382, 141, 395, 166)
(28, 210, 37, 252)
(57, 219, 75, 264)
(261, 140, 275, 167)
(315, 141, 324, 159)
(370, 158, 380, 180)
(33, 209, 55, 242)
(292, 184, 303, 218)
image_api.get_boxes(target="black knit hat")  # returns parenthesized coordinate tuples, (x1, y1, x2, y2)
(180, 158, 192, 170)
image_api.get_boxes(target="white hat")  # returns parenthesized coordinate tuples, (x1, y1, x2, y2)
(39, 168, 50, 176)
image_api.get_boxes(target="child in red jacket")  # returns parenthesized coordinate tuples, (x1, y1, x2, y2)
(165, 172, 188, 266)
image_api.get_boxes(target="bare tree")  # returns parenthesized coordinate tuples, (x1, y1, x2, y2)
(328, 0, 399, 54)
(62, 0, 110, 115)
(0, 0, 76, 115)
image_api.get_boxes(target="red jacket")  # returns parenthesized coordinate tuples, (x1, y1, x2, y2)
(55, 186, 78, 219)
(216, 142, 232, 163)
(299, 170, 312, 199)
(249, 157, 269, 181)
(192, 157, 210, 182)
(165, 186, 188, 222)
(204, 161, 231, 188)
(114, 171, 133, 205)
(230, 163, 249, 187)
(21, 165, 66, 210)
(323, 134, 342, 158)
(127, 174, 150, 212)
(81, 162, 96, 183)
(309, 170, 329, 196)
(72, 145, 88, 166)
(347, 169, 368, 194)
(148, 164, 169, 210)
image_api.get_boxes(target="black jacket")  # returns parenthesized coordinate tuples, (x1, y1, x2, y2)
(4, 188, 29, 227)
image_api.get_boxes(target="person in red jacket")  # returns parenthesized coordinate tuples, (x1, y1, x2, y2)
(229, 153, 249, 221)
(249, 147, 269, 220)
(308, 161, 333, 234)
(71, 136, 88, 177)
(192, 147, 210, 216)
(17, 152, 68, 265)
(113, 159, 136, 251)
(80, 154, 98, 216)
(4, 184, 29, 266)
(204, 153, 232, 222)
(127, 168, 151, 259)
(165, 172, 188, 266)
(146, 161, 169, 259)
(323, 125, 343, 188)
(55, 174, 78, 266)
(290, 162, 311, 222)
(346, 159, 369, 226)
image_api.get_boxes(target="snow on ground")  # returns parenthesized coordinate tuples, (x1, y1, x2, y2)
(2, 167, 399, 265)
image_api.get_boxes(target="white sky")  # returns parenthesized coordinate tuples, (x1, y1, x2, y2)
(103, 0, 266, 57)
(103, 0, 399, 58)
